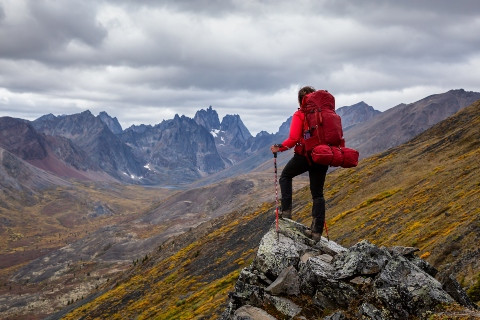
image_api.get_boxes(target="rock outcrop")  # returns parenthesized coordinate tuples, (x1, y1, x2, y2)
(222, 219, 477, 320)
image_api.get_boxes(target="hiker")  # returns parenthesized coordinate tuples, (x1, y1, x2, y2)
(270, 86, 328, 241)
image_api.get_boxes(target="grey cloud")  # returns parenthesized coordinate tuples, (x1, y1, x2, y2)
(1, 0, 479, 134)
(0, 0, 107, 61)
(0, 3, 5, 21)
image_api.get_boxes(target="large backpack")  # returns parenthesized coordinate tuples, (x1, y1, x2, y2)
(301, 90, 359, 168)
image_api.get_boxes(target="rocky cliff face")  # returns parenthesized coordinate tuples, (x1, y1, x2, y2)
(194, 106, 257, 165)
(98, 111, 123, 135)
(220, 114, 253, 149)
(122, 114, 225, 184)
(194, 106, 221, 131)
(222, 219, 478, 320)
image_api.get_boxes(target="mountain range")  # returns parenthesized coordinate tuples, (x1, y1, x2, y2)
(0, 89, 479, 319)
(1, 89, 478, 188)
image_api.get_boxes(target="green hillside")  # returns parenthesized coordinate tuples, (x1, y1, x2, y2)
(62, 100, 480, 319)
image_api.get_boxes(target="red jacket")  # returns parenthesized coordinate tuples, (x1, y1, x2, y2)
(279, 109, 305, 154)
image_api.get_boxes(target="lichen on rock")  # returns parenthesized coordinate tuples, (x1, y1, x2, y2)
(221, 219, 478, 320)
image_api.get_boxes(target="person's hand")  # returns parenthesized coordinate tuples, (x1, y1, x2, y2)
(271, 145, 280, 153)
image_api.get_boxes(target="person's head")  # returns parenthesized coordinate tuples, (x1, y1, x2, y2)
(298, 86, 316, 105)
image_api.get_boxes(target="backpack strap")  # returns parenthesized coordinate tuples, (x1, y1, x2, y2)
(314, 108, 325, 145)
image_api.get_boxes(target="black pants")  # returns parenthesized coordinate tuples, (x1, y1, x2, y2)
(279, 153, 328, 233)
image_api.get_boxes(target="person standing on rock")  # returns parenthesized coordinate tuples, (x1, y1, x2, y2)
(270, 86, 328, 241)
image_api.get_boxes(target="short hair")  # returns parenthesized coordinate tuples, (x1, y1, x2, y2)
(298, 86, 316, 105)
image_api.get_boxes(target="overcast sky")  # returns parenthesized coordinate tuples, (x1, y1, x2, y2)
(1, 0, 479, 134)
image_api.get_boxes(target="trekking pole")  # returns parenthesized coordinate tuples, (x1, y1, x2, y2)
(274, 152, 279, 235)
(324, 221, 329, 241)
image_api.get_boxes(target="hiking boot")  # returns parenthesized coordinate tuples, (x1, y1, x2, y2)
(304, 229, 322, 242)
(303, 218, 323, 241)
(311, 232, 322, 242)
(280, 209, 292, 219)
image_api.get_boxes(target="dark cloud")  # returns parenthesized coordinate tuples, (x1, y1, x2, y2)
(0, 1, 107, 62)
(0, 0, 479, 134)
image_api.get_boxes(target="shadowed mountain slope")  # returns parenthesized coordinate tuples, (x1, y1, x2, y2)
(57, 100, 480, 319)
(0, 117, 101, 181)
(0, 147, 71, 207)
(32, 111, 147, 182)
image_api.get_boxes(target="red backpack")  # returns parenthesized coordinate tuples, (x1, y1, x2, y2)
(301, 90, 359, 168)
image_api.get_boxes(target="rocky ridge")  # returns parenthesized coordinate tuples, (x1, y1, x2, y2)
(222, 219, 478, 320)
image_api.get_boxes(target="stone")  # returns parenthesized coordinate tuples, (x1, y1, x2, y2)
(314, 237, 347, 256)
(373, 255, 454, 318)
(233, 305, 276, 320)
(318, 254, 334, 263)
(264, 295, 302, 318)
(333, 240, 392, 279)
(350, 276, 372, 286)
(254, 227, 310, 279)
(323, 311, 346, 320)
(409, 256, 438, 277)
(314, 279, 359, 309)
(300, 251, 317, 263)
(441, 274, 477, 309)
(265, 265, 300, 296)
(387, 246, 419, 257)
(298, 254, 337, 295)
(357, 302, 385, 320)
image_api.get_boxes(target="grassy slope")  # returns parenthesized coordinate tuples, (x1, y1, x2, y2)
(62, 100, 480, 319)
(320, 99, 480, 285)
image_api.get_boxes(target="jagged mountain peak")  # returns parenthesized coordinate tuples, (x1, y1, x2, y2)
(34, 113, 56, 122)
(220, 114, 252, 140)
(277, 116, 292, 137)
(221, 114, 246, 130)
(98, 111, 123, 134)
(255, 130, 270, 138)
(124, 123, 152, 134)
(32, 109, 106, 137)
(194, 105, 221, 131)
